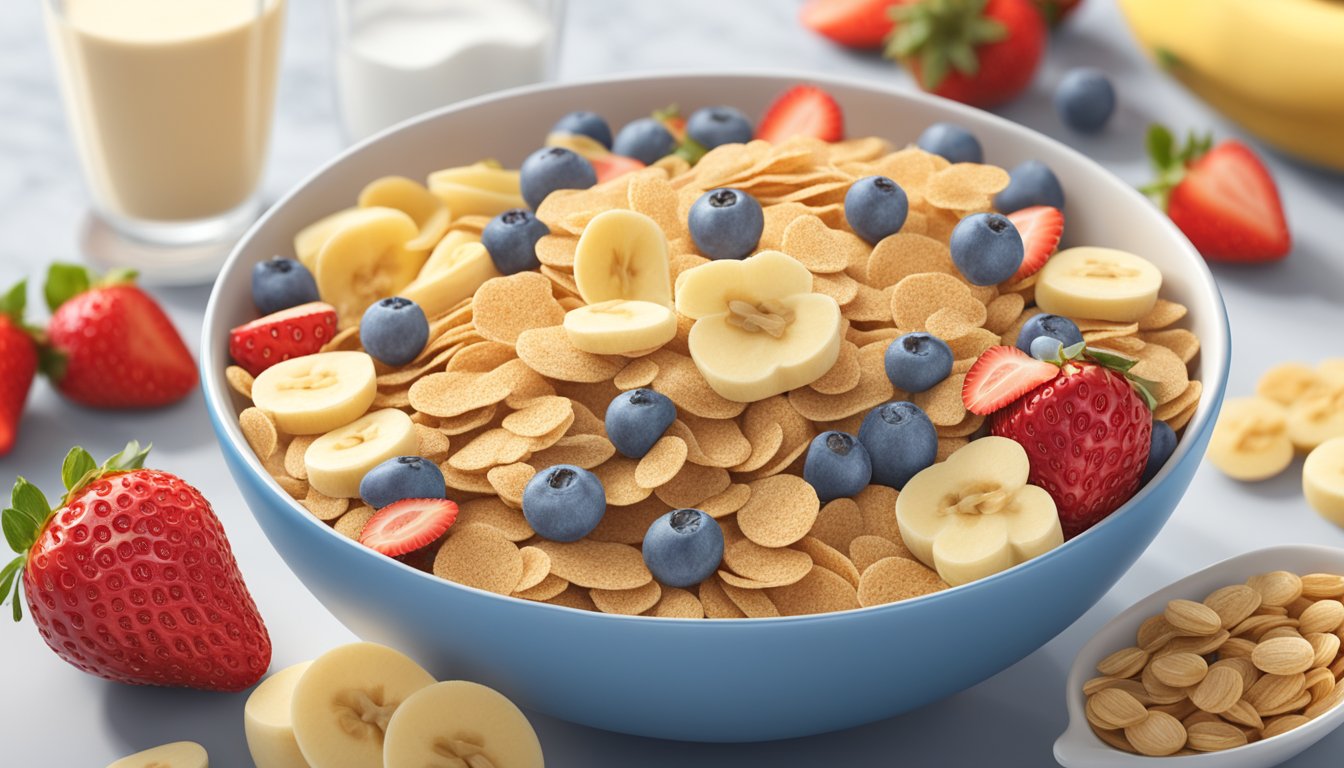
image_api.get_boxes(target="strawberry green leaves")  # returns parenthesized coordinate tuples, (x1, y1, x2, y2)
(1140, 124, 1213, 210)
(886, 0, 1007, 90)
(42, 262, 137, 313)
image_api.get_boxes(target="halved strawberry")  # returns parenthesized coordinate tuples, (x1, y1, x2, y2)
(1006, 205, 1063, 281)
(756, 85, 845, 144)
(800, 0, 902, 49)
(962, 345, 1059, 415)
(229, 301, 338, 377)
(591, 153, 646, 184)
(360, 498, 459, 557)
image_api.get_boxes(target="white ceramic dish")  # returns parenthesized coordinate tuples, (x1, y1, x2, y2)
(1057, 545, 1344, 767)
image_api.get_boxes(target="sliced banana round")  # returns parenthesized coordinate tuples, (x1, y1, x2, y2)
(1207, 397, 1295, 481)
(1286, 386, 1344, 451)
(383, 681, 544, 768)
(291, 642, 436, 768)
(245, 661, 313, 768)
(358, 176, 450, 252)
(1305, 437, 1344, 527)
(563, 299, 676, 355)
(420, 229, 483, 279)
(1034, 246, 1162, 323)
(402, 240, 502, 318)
(305, 408, 419, 498)
(315, 206, 427, 328)
(294, 206, 364, 271)
(573, 209, 672, 308)
(106, 741, 208, 768)
(427, 161, 526, 219)
(896, 436, 1061, 587)
(1256, 362, 1325, 406)
(251, 351, 377, 436)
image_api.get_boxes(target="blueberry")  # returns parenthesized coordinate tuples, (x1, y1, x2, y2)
(642, 508, 724, 588)
(605, 388, 677, 459)
(686, 106, 754, 149)
(688, 188, 764, 260)
(1055, 68, 1116, 134)
(359, 456, 445, 510)
(251, 256, 319, 315)
(613, 118, 677, 165)
(1014, 313, 1083, 354)
(803, 431, 873, 503)
(551, 111, 612, 149)
(360, 297, 429, 366)
(522, 465, 606, 542)
(481, 208, 550, 275)
(845, 176, 909, 245)
(1142, 420, 1177, 485)
(950, 212, 1024, 286)
(916, 123, 984, 164)
(994, 160, 1065, 213)
(519, 146, 597, 209)
(1030, 335, 1066, 362)
(858, 402, 938, 490)
(884, 333, 953, 393)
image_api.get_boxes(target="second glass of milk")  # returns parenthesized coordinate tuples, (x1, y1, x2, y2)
(336, 0, 563, 143)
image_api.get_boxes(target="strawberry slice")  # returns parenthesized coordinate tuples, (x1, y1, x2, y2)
(800, 0, 901, 49)
(591, 153, 645, 184)
(1142, 126, 1290, 263)
(962, 346, 1060, 415)
(756, 85, 845, 144)
(359, 498, 459, 557)
(229, 301, 338, 377)
(1006, 206, 1063, 281)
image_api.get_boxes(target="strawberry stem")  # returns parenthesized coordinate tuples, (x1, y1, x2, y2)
(1140, 124, 1214, 211)
(885, 0, 1007, 90)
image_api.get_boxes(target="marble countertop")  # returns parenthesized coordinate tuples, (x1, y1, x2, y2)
(3, 0, 1344, 765)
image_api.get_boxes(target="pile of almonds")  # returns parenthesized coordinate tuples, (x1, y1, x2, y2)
(1085, 570, 1344, 756)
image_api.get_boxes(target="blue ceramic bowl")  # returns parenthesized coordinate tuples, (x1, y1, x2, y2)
(203, 72, 1230, 743)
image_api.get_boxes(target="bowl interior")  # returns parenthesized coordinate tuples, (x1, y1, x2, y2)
(1057, 545, 1344, 768)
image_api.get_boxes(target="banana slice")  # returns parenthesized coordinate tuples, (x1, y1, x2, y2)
(1034, 246, 1162, 323)
(291, 642, 436, 768)
(401, 240, 503, 318)
(1257, 362, 1326, 406)
(420, 230, 482, 278)
(572, 209, 672, 307)
(1304, 437, 1344, 527)
(245, 661, 314, 768)
(294, 207, 364, 271)
(251, 351, 377, 436)
(427, 161, 526, 219)
(107, 742, 208, 768)
(315, 207, 427, 328)
(563, 299, 676, 355)
(1286, 385, 1344, 451)
(1207, 397, 1295, 481)
(676, 250, 842, 403)
(358, 176, 450, 252)
(305, 408, 419, 498)
(896, 436, 1062, 587)
(383, 681, 544, 768)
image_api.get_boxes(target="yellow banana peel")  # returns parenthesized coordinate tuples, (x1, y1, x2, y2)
(1119, 0, 1344, 171)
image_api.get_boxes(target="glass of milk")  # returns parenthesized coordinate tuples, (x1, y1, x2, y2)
(44, 0, 285, 249)
(336, 0, 563, 143)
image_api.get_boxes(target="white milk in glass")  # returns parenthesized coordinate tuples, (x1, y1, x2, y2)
(337, 0, 555, 142)
(46, 0, 284, 238)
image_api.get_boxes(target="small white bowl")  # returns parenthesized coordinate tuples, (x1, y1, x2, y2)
(1056, 545, 1344, 767)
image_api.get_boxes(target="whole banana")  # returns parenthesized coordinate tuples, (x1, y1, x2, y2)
(1119, 0, 1344, 171)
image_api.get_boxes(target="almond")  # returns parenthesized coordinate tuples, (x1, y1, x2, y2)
(1087, 688, 1149, 730)
(1211, 656, 1261, 691)
(1217, 637, 1258, 659)
(1305, 666, 1335, 700)
(1246, 672, 1306, 713)
(1203, 584, 1261, 629)
(1258, 690, 1311, 717)
(1097, 646, 1149, 678)
(1261, 713, 1310, 739)
(1137, 614, 1177, 652)
(1150, 652, 1209, 688)
(1247, 570, 1304, 607)
(1252, 636, 1315, 675)
(1124, 711, 1187, 757)
(1185, 720, 1248, 752)
(1166, 598, 1222, 636)
(1191, 666, 1244, 714)
(1305, 677, 1344, 718)
(1307, 631, 1341, 668)
(1298, 599, 1344, 635)
(1220, 699, 1264, 729)
(1300, 573, 1344, 599)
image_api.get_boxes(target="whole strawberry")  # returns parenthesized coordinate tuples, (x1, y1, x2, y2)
(0, 280, 38, 455)
(43, 264, 197, 408)
(885, 0, 1047, 108)
(964, 344, 1155, 538)
(1, 443, 271, 691)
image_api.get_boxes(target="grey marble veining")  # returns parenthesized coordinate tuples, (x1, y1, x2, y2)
(2, 1, 1344, 766)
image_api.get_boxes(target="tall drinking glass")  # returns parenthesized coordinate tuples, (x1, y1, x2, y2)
(44, 0, 286, 249)
(335, 0, 564, 144)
